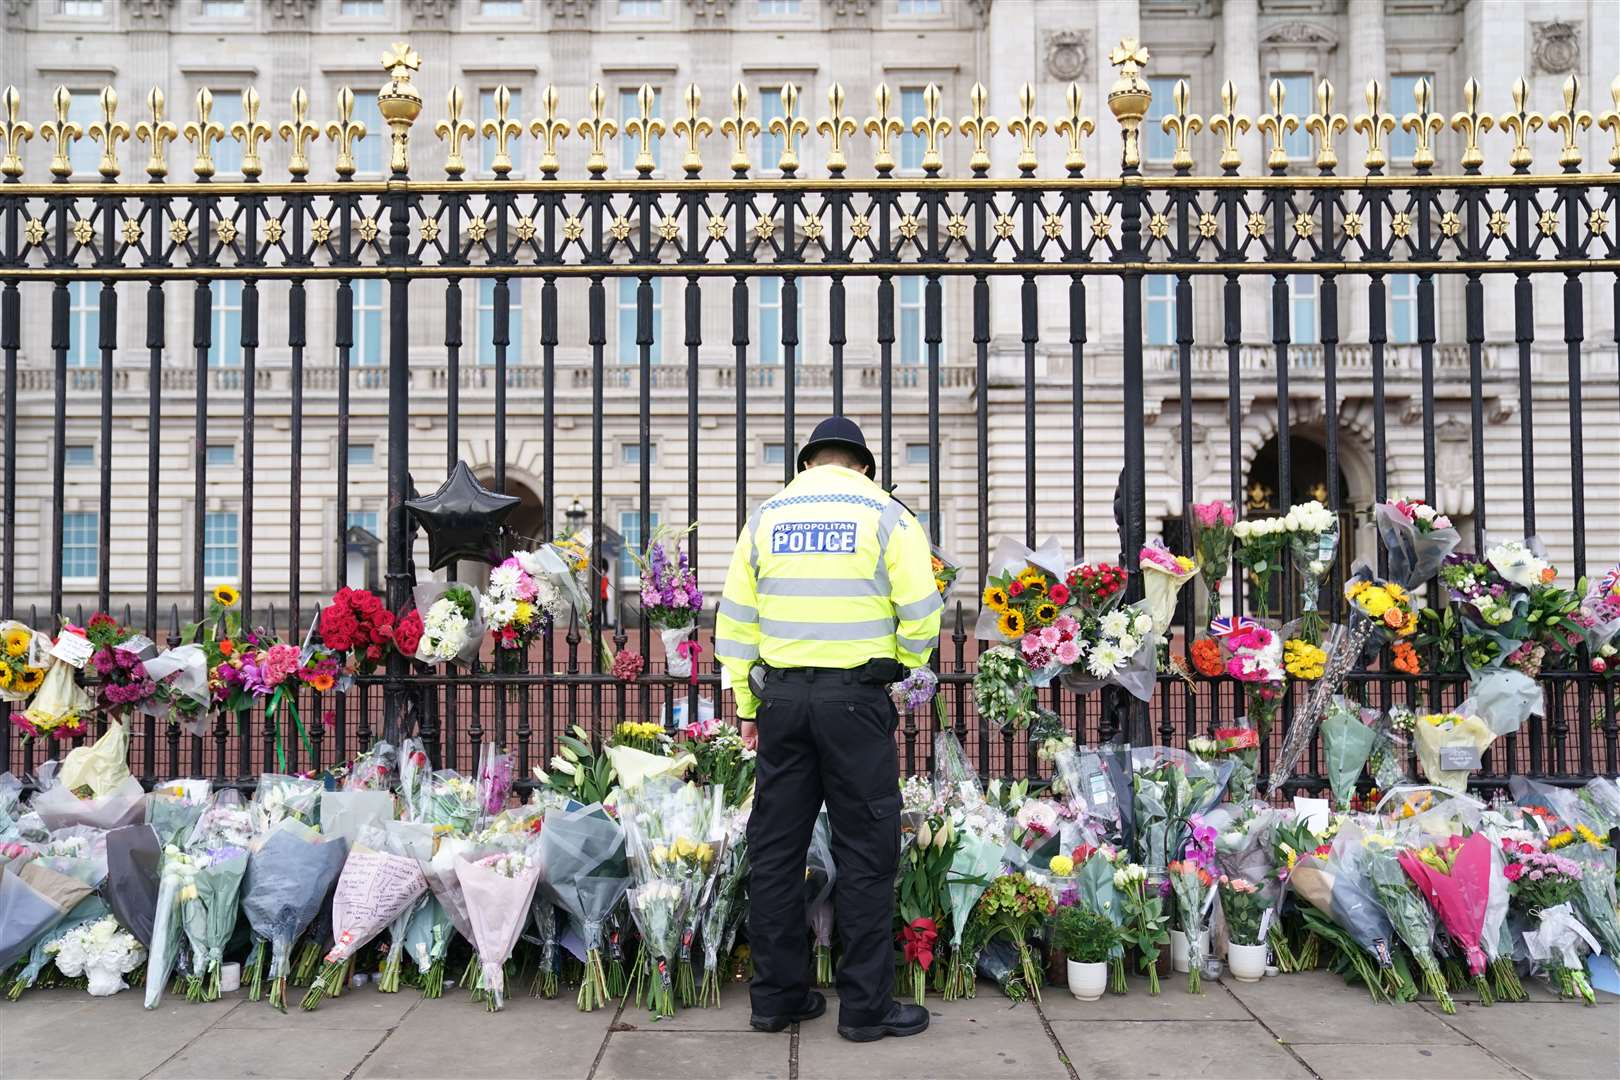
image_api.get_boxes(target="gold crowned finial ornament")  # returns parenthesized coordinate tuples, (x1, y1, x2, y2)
(1208, 80, 1251, 172)
(673, 83, 711, 176)
(624, 83, 666, 176)
(815, 83, 856, 175)
(531, 84, 570, 177)
(1257, 78, 1299, 171)
(435, 86, 476, 177)
(718, 83, 757, 174)
(1598, 75, 1620, 169)
(1304, 79, 1348, 170)
(482, 84, 522, 176)
(768, 84, 809, 174)
(0, 87, 31, 178)
(1399, 77, 1444, 170)
(230, 88, 272, 178)
(377, 41, 423, 175)
(1546, 74, 1593, 169)
(135, 88, 179, 178)
(1352, 80, 1396, 171)
(959, 82, 998, 173)
(182, 87, 226, 179)
(1054, 82, 1094, 172)
(1497, 77, 1543, 170)
(278, 88, 320, 178)
(1007, 83, 1047, 173)
(40, 87, 85, 179)
(88, 86, 130, 179)
(1160, 79, 1201, 172)
(1450, 77, 1493, 171)
(912, 83, 951, 172)
(1105, 38, 1152, 169)
(327, 86, 366, 177)
(864, 83, 903, 173)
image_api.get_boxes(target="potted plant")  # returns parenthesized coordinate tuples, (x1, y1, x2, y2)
(1220, 875, 1268, 982)
(1053, 905, 1120, 1001)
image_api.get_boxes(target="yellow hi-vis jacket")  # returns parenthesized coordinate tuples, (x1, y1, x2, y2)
(714, 464, 943, 719)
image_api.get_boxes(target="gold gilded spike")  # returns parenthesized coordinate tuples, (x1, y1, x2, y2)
(0, 87, 32, 178)
(531, 84, 570, 177)
(377, 41, 423, 176)
(624, 83, 665, 176)
(864, 83, 902, 173)
(88, 87, 130, 179)
(1352, 80, 1396, 171)
(815, 82, 856, 175)
(231, 88, 272, 178)
(1105, 38, 1152, 169)
(278, 87, 320, 178)
(673, 83, 711, 176)
(1496, 77, 1543, 170)
(768, 84, 808, 173)
(482, 84, 522, 176)
(1007, 83, 1046, 173)
(718, 83, 758, 174)
(577, 83, 619, 175)
(1399, 77, 1444, 169)
(1547, 74, 1593, 169)
(183, 87, 226, 179)
(1160, 79, 1201, 171)
(135, 88, 179, 178)
(1449, 77, 1493, 171)
(436, 86, 476, 177)
(1304, 79, 1348, 170)
(1257, 78, 1298, 170)
(1054, 82, 1095, 172)
(958, 82, 998, 173)
(1208, 80, 1251, 172)
(913, 83, 950, 172)
(39, 87, 84, 179)
(327, 86, 366, 177)
(1598, 75, 1620, 169)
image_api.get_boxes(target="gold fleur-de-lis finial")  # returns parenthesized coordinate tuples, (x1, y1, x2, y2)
(531, 84, 570, 176)
(1208, 80, 1251, 172)
(135, 87, 179, 178)
(913, 83, 951, 172)
(623, 83, 665, 176)
(1304, 79, 1348, 170)
(183, 87, 226, 179)
(718, 83, 758, 174)
(230, 87, 271, 178)
(1352, 79, 1396, 171)
(39, 86, 84, 178)
(958, 82, 998, 173)
(88, 86, 130, 179)
(815, 82, 856, 175)
(1598, 75, 1620, 169)
(1496, 76, 1543, 170)
(326, 85, 366, 177)
(278, 88, 320, 177)
(577, 83, 618, 175)
(768, 83, 809, 173)
(0, 87, 31, 178)
(1450, 77, 1493, 171)
(1399, 76, 1444, 169)
(435, 86, 476, 176)
(1547, 74, 1593, 169)
(864, 83, 903, 173)
(1007, 83, 1046, 173)
(1159, 79, 1201, 172)
(672, 83, 711, 175)
(482, 84, 522, 176)
(1054, 82, 1095, 172)
(1256, 78, 1298, 171)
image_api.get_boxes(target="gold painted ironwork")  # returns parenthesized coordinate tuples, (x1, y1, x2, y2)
(1600, 75, 1620, 169)
(532, 84, 570, 177)
(1497, 77, 1542, 170)
(624, 83, 666, 176)
(1208, 81, 1250, 172)
(0, 87, 30, 178)
(435, 86, 476, 177)
(1106, 38, 1152, 169)
(912, 83, 950, 172)
(39, 87, 84, 179)
(378, 41, 423, 176)
(1257, 78, 1298, 171)
(135, 88, 179, 179)
(719, 84, 757, 174)
(1007, 83, 1046, 173)
(674, 83, 711, 176)
(1546, 74, 1592, 169)
(1160, 79, 1200, 172)
(865, 84, 903, 173)
(231, 88, 272, 178)
(768, 84, 808, 174)
(1055, 82, 1094, 172)
(1450, 78, 1492, 171)
(183, 88, 226, 179)
(87, 87, 129, 179)
(327, 86, 366, 178)
(1304, 79, 1347, 170)
(1399, 77, 1444, 170)
(278, 88, 320, 178)
(1353, 80, 1396, 171)
(816, 83, 856, 175)
(959, 82, 998, 173)
(482, 84, 522, 176)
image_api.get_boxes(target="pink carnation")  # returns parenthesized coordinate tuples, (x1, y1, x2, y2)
(1055, 640, 1081, 666)
(1040, 626, 1061, 648)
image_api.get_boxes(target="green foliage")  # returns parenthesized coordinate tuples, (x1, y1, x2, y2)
(1053, 906, 1120, 964)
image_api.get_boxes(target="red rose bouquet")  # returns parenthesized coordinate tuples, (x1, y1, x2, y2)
(320, 587, 396, 675)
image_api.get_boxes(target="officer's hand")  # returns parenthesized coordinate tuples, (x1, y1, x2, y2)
(740, 720, 758, 751)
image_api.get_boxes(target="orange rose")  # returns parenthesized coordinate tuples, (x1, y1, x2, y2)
(1392, 641, 1420, 675)
(1191, 639, 1224, 678)
(1382, 608, 1405, 630)
(218, 640, 235, 657)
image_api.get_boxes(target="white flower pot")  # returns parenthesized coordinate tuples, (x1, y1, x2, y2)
(1227, 942, 1268, 982)
(1171, 929, 1209, 974)
(1066, 960, 1108, 1001)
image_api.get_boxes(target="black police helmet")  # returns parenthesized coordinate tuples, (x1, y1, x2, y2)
(797, 416, 877, 475)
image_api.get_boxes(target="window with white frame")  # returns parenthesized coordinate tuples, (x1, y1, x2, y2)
(904, 442, 930, 466)
(621, 443, 657, 466)
(763, 442, 786, 466)
(206, 444, 235, 467)
(61, 0, 104, 16)
(354, 278, 384, 365)
(201, 0, 246, 15)
(347, 509, 379, 536)
(61, 511, 97, 580)
(1144, 76, 1181, 165)
(348, 443, 375, 467)
(617, 277, 662, 363)
(66, 89, 100, 177)
(64, 445, 94, 467)
(209, 281, 243, 366)
(759, 87, 785, 172)
(477, 278, 525, 364)
(898, 275, 925, 364)
(617, 0, 664, 14)
(618, 509, 659, 580)
(618, 87, 662, 175)
(480, 0, 524, 14)
(1270, 73, 1313, 162)
(1145, 273, 1177, 346)
(480, 87, 522, 176)
(898, 87, 926, 173)
(1389, 273, 1418, 344)
(68, 281, 99, 367)
(1281, 273, 1318, 344)
(756, 0, 800, 12)
(340, 0, 385, 13)
(203, 510, 239, 581)
(210, 90, 244, 176)
(1387, 73, 1433, 164)
(351, 91, 385, 177)
(758, 277, 803, 365)
(896, 0, 942, 13)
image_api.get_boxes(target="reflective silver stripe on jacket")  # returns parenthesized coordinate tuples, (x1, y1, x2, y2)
(717, 597, 757, 623)
(756, 577, 885, 598)
(894, 592, 944, 621)
(895, 632, 939, 652)
(714, 640, 760, 660)
(875, 499, 907, 553)
(757, 616, 899, 641)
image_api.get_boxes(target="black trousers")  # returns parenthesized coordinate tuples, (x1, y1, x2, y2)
(746, 668, 901, 1027)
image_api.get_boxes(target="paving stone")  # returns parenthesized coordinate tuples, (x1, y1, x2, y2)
(610, 980, 760, 1032)
(148, 1026, 386, 1080)
(1039, 973, 1250, 1022)
(1290, 1042, 1522, 1080)
(1424, 999, 1620, 1080)
(0, 991, 233, 1080)
(797, 993, 1066, 1080)
(1048, 1018, 1315, 1079)
(593, 1030, 789, 1080)
(210, 985, 421, 1029)
(1222, 969, 1471, 1044)
(357, 994, 615, 1079)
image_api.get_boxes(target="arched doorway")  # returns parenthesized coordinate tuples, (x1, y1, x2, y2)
(1243, 433, 1354, 619)
(455, 471, 545, 582)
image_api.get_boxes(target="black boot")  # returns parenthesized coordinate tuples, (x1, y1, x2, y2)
(750, 990, 827, 1033)
(837, 1001, 930, 1042)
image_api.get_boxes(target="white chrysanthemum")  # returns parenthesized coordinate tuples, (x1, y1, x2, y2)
(1098, 610, 1129, 638)
(1087, 644, 1123, 678)
(488, 565, 523, 600)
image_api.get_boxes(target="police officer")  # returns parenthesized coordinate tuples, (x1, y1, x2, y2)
(715, 416, 943, 1042)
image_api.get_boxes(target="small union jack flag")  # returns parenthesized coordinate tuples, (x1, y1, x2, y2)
(1600, 564, 1620, 594)
(1209, 615, 1261, 637)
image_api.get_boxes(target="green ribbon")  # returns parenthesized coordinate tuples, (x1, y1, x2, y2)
(264, 684, 315, 773)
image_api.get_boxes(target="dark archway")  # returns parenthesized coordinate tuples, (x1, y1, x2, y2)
(1243, 433, 1354, 618)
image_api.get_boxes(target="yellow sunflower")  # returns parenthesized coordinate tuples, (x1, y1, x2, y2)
(1016, 568, 1048, 597)
(212, 583, 240, 608)
(0, 661, 12, 690)
(982, 586, 1009, 612)
(2, 626, 28, 657)
(16, 667, 44, 693)
(997, 609, 1026, 639)
(1033, 602, 1059, 626)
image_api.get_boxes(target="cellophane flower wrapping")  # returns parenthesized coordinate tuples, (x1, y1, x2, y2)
(805, 810, 837, 985)
(1412, 711, 1494, 793)
(411, 580, 486, 665)
(1053, 746, 1125, 846)
(1129, 749, 1229, 876)
(417, 770, 481, 834)
(698, 811, 749, 1006)
(1139, 540, 1198, 638)
(0, 859, 97, 970)
(1521, 901, 1600, 1002)
(144, 845, 202, 1009)
(1376, 501, 1461, 590)
(1285, 504, 1340, 645)
(536, 802, 631, 1011)
(7, 874, 110, 998)
(46, 914, 145, 996)
(1190, 501, 1237, 628)
(103, 823, 162, 948)
(456, 847, 542, 1011)
(318, 789, 396, 845)
(1364, 838, 1453, 1011)
(375, 820, 436, 992)
(181, 845, 250, 1000)
(1396, 832, 1493, 977)
(1565, 842, 1620, 960)
(1320, 699, 1379, 811)
(240, 819, 349, 1008)
(145, 779, 211, 847)
(1367, 707, 1414, 792)
(250, 773, 322, 834)
(1168, 860, 1213, 990)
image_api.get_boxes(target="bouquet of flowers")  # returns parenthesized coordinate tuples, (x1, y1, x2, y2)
(144, 845, 202, 1009)
(1070, 843, 1128, 993)
(45, 914, 145, 996)
(1191, 500, 1238, 627)
(1018, 613, 1083, 687)
(1140, 540, 1198, 638)
(631, 524, 705, 678)
(890, 665, 947, 730)
(1061, 604, 1160, 703)
(1397, 832, 1494, 999)
(240, 819, 349, 1010)
(375, 821, 436, 993)
(1234, 514, 1290, 615)
(1365, 838, 1454, 1012)
(1288, 824, 1408, 1001)
(250, 773, 321, 834)
(697, 810, 750, 1007)
(1066, 559, 1129, 618)
(970, 873, 1054, 1002)
(177, 844, 250, 1002)
(416, 770, 482, 834)
(417, 835, 484, 999)
(975, 537, 1069, 642)
(90, 626, 161, 721)
(1115, 862, 1168, 994)
(1440, 543, 1555, 733)
(1321, 698, 1378, 811)
(1285, 501, 1340, 645)
(514, 532, 593, 621)
(972, 645, 1040, 732)
(0, 856, 99, 972)
(457, 848, 542, 1011)
(941, 826, 1004, 999)
(301, 830, 427, 1009)
(1576, 566, 1620, 673)
(931, 544, 961, 598)
(0, 620, 49, 704)
(1167, 857, 1214, 992)
(410, 580, 485, 664)
(897, 796, 957, 1004)
(1216, 621, 1286, 737)
(16, 632, 94, 741)
(1130, 750, 1227, 875)
(1412, 711, 1494, 793)
(1379, 498, 1461, 587)
(1219, 874, 1266, 947)
(319, 586, 397, 675)
(31, 725, 147, 831)
(806, 811, 838, 986)
(1504, 844, 1596, 1004)
(1367, 706, 1415, 792)
(537, 802, 631, 1011)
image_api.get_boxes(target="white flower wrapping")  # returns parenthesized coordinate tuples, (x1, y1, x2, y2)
(47, 915, 145, 997)
(1485, 540, 1552, 589)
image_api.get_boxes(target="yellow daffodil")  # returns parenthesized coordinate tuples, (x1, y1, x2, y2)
(651, 844, 670, 864)
(695, 842, 714, 865)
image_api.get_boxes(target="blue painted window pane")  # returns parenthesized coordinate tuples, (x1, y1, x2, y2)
(619, 509, 659, 579)
(211, 92, 244, 176)
(760, 89, 785, 171)
(1272, 74, 1313, 162)
(204, 510, 239, 580)
(62, 512, 98, 579)
(1145, 273, 1177, 346)
(1388, 74, 1430, 163)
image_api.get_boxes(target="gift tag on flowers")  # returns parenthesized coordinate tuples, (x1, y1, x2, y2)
(49, 630, 94, 669)
(115, 634, 157, 660)
(1439, 745, 1482, 771)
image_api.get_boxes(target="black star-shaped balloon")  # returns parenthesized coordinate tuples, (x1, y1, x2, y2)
(404, 461, 520, 571)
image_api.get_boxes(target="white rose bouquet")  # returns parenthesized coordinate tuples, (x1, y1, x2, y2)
(1285, 500, 1340, 645)
(47, 915, 145, 996)
(411, 581, 486, 665)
